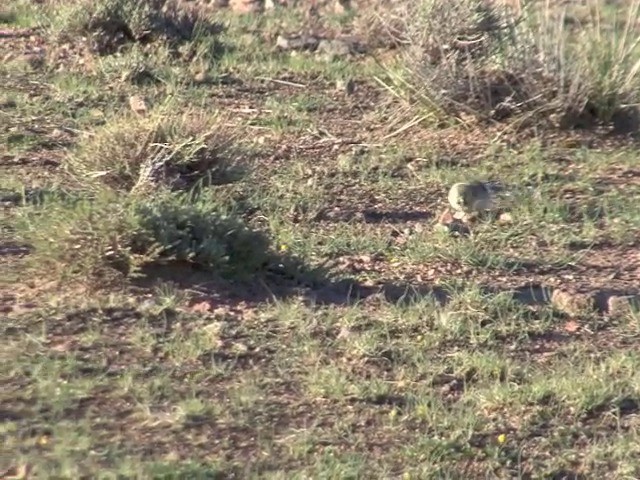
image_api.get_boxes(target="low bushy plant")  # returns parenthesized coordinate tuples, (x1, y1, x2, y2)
(378, 0, 640, 131)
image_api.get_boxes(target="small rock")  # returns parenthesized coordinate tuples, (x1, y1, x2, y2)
(193, 71, 209, 84)
(337, 325, 352, 340)
(563, 320, 580, 333)
(231, 341, 249, 354)
(551, 289, 595, 317)
(437, 209, 455, 225)
(265, 0, 288, 8)
(335, 78, 355, 95)
(275, 34, 290, 49)
(435, 210, 470, 236)
(88, 108, 105, 125)
(202, 321, 226, 337)
(129, 95, 148, 117)
(136, 298, 157, 312)
(497, 212, 513, 224)
(50, 128, 66, 140)
(336, 152, 352, 168)
(607, 295, 640, 318)
(229, 0, 262, 13)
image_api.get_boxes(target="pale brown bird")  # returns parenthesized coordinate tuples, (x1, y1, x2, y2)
(448, 181, 496, 213)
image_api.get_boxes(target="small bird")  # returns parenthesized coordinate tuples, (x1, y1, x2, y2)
(448, 181, 497, 213)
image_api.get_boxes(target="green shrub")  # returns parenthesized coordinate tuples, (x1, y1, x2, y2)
(131, 192, 271, 277)
(42, 0, 219, 55)
(14, 189, 271, 282)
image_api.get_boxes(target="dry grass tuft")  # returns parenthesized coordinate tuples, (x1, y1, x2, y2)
(67, 107, 240, 194)
(42, 0, 220, 55)
(376, 0, 640, 131)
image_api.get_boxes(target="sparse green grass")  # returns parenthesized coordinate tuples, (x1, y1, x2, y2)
(4, 292, 640, 478)
(2, 0, 640, 478)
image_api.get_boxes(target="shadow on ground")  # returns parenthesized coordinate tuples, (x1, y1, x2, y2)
(127, 251, 640, 328)
(131, 254, 452, 310)
(361, 208, 434, 224)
